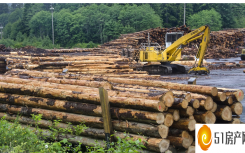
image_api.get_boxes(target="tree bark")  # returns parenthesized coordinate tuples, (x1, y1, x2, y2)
(0, 103, 163, 138)
(171, 119, 196, 131)
(194, 111, 216, 124)
(214, 105, 232, 121)
(106, 78, 218, 96)
(0, 82, 161, 111)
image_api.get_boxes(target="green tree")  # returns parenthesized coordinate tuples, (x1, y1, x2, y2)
(29, 11, 51, 38)
(10, 19, 22, 40)
(0, 13, 9, 26)
(19, 3, 33, 36)
(8, 8, 23, 23)
(0, 3, 9, 15)
(2, 23, 12, 38)
(187, 8, 222, 31)
(214, 4, 235, 29)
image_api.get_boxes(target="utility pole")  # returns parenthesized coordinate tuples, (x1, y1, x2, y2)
(0, 24, 3, 39)
(50, 4, 54, 46)
(184, 3, 186, 25)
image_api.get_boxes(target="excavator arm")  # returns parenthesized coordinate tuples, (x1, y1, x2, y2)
(164, 25, 210, 74)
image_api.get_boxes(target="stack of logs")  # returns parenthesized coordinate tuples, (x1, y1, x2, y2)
(98, 26, 245, 59)
(0, 69, 243, 152)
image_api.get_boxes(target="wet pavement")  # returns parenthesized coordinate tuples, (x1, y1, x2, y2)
(164, 57, 245, 122)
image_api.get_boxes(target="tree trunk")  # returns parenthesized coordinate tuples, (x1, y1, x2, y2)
(171, 119, 196, 131)
(230, 102, 243, 115)
(0, 82, 161, 111)
(214, 105, 232, 121)
(106, 78, 218, 96)
(193, 111, 216, 124)
(0, 103, 163, 138)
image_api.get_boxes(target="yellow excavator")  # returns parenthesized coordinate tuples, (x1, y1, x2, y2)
(139, 25, 210, 75)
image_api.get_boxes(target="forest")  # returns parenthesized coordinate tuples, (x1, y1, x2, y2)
(0, 3, 245, 49)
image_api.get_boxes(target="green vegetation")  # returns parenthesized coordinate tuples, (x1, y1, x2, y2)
(0, 114, 146, 153)
(0, 3, 245, 49)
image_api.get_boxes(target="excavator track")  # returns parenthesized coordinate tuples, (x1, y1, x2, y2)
(142, 63, 190, 75)
(142, 64, 172, 75)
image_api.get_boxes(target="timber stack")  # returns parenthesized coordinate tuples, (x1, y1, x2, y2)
(98, 26, 245, 60)
(0, 69, 243, 152)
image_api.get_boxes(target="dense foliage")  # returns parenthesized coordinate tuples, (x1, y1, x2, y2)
(0, 114, 146, 153)
(0, 3, 245, 49)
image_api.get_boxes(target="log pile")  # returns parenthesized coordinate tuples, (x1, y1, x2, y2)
(98, 26, 245, 60)
(0, 44, 11, 52)
(0, 69, 243, 152)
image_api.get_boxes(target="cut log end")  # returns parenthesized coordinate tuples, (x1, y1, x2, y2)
(231, 102, 243, 115)
(191, 99, 200, 109)
(219, 92, 227, 102)
(186, 106, 194, 116)
(162, 92, 175, 107)
(222, 106, 232, 121)
(211, 87, 218, 97)
(181, 99, 189, 109)
(188, 119, 196, 131)
(210, 102, 217, 113)
(164, 113, 174, 127)
(235, 90, 244, 102)
(158, 124, 169, 138)
(158, 101, 167, 112)
(187, 146, 195, 153)
(173, 110, 180, 121)
(159, 139, 170, 153)
(156, 113, 165, 124)
(204, 97, 214, 111)
(205, 111, 216, 124)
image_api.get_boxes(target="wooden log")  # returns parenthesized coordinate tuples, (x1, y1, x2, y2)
(169, 98, 189, 109)
(159, 91, 175, 107)
(162, 113, 174, 127)
(223, 95, 235, 105)
(158, 101, 168, 112)
(0, 82, 162, 111)
(216, 118, 241, 124)
(0, 93, 165, 125)
(179, 106, 194, 117)
(158, 124, 170, 138)
(214, 105, 232, 121)
(210, 102, 217, 112)
(106, 78, 218, 96)
(0, 76, 165, 101)
(217, 88, 244, 101)
(171, 119, 196, 131)
(230, 102, 243, 115)
(167, 109, 180, 121)
(0, 103, 164, 138)
(189, 93, 214, 111)
(186, 146, 195, 153)
(189, 99, 200, 109)
(167, 135, 193, 149)
(168, 128, 190, 139)
(212, 92, 227, 102)
(193, 111, 216, 124)
(99, 87, 113, 145)
(37, 77, 113, 90)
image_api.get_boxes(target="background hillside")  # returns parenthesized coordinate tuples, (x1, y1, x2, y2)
(0, 3, 244, 49)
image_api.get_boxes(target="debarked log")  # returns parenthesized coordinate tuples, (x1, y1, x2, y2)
(0, 82, 162, 111)
(0, 93, 166, 125)
(0, 104, 166, 138)
(106, 78, 218, 96)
